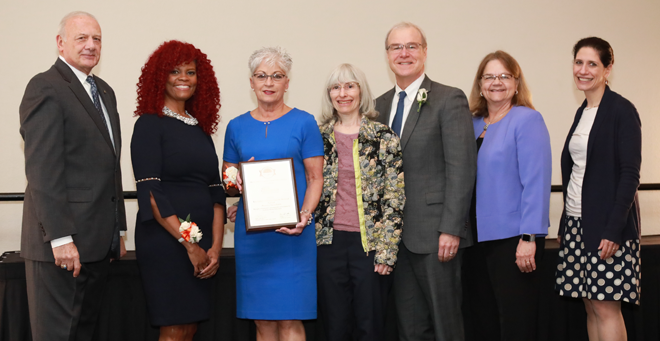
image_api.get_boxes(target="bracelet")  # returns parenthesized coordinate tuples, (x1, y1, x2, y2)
(300, 209, 312, 226)
(178, 237, 185, 243)
(136, 177, 161, 183)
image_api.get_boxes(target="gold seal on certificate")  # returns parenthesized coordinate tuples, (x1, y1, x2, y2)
(240, 158, 300, 231)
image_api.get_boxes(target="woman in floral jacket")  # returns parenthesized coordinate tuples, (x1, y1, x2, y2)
(315, 63, 405, 341)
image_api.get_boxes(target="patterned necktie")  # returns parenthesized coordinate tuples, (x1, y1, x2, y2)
(86, 75, 109, 131)
(391, 91, 407, 137)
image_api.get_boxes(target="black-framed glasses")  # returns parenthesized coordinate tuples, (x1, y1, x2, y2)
(481, 73, 516, 82)
(252, 72, 287, 82)
(328, 82, 360, 94)
(387, 42, 425, 52)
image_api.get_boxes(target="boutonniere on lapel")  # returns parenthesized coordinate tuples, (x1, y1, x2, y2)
(416, 88, 428, 112)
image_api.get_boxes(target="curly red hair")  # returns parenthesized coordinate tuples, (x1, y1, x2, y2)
(135, 40, 221, 135)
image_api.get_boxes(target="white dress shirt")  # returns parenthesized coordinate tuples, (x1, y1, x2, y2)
(388, 73, 426, 134)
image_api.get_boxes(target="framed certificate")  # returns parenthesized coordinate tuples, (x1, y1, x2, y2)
(240, 158, 300, 231)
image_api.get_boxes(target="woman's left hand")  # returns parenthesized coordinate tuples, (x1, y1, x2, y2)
(515, 239, 537, 273)
(276, 211, 311, 235)
(374, 264, 393, 276)
(198, 247, 221, 279)
(598, 239, 620, 260)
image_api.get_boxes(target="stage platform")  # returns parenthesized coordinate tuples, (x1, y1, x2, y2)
(1, 238, 659, 341)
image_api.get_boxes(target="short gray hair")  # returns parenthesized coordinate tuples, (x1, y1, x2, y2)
(321, 63, 378, 125)
(384, 22, 427, 49)
(248, 47, 293, 75)
(58, 11, 98, 41)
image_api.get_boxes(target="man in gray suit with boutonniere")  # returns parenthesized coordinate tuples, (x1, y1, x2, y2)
(376, 22, 476, 341)
(19, 11, 126, 341)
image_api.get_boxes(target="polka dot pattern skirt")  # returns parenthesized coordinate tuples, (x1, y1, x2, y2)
(555, 215, 641, 305)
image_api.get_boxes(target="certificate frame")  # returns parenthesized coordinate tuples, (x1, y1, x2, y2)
(240, 158, 300, 231)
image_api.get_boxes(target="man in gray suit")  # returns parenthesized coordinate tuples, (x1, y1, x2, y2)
(375, 22, 476, 341)
(19, 11, 126, 341)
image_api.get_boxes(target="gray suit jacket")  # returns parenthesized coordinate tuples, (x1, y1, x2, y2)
(376, 75, 476, 253)
(19, 58, 127, 262)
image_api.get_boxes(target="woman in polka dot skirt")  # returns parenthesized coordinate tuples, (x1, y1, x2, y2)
(555, 37, 642, 341)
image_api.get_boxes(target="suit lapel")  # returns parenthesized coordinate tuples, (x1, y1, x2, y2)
(377, 88, 395, 126)
(97, 81, 120, 154)
(564, 102, 585, 154)
(55, 59, 115, 155)
(399, 76, 432, 151)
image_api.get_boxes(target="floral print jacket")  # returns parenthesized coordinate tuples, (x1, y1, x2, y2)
(315, 116, 405, 266)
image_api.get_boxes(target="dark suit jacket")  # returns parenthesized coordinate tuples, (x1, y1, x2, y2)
(376, 75, 477, 253)
(19, 58, 127, 262)
(560, 86, 641, 251)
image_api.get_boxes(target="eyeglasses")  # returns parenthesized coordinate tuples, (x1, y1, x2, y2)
(252, 72, 287, 82)
(328, 82, 360, 94)
(387, 42, 425, 53)
(481, 73, 516, 82)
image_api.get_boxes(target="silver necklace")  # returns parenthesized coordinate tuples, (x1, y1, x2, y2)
(162, 106, 198, 126)
(483, 111, 506, 132)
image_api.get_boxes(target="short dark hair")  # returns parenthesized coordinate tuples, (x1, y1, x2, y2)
(573, 37, 614, 67)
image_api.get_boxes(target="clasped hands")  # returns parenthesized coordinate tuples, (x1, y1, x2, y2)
(185, 243, 220, 279)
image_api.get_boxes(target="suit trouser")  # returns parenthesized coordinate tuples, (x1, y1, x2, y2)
(394, 242, 464, 341)
(25, 253, 111, 341)
(462, 236, 545, 341)
(317, 230, 393, 341)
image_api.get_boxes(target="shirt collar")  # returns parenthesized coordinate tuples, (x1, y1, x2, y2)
(395, 73, 426, 101)
(59, 55, 93, 86)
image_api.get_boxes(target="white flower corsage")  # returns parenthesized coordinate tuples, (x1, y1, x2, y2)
(223, 166, 238, 189)
(178, 214, 202, 243)
(416, 88, 428, 112)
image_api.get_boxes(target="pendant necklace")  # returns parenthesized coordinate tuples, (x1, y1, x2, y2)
(483, 111, 506, 132)
(264, 121, 270, 138)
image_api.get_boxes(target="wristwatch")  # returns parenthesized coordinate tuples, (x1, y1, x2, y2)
(521, 234, 536, 242)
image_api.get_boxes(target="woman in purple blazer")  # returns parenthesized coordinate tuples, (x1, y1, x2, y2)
(462, 51, 551, 341)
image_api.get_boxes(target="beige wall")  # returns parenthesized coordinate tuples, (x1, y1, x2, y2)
(1, 0, 659, 252)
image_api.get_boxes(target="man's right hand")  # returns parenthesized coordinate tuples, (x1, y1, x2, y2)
(53, 242, 82, 277)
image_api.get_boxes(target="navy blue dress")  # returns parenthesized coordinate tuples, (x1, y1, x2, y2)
(131, 114, 226, 326)
(223, 108, 323, 320)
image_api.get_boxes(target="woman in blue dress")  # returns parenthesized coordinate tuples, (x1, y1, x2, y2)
(223, 47, 324, 341)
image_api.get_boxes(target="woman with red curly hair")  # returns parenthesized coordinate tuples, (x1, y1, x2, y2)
(130, 40, 225, 341)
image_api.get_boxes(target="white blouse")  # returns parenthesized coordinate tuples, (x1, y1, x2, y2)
(565, 107, 598, 217)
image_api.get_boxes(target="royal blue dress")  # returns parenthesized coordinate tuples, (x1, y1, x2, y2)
(223, 108, 323, 320)
(131, 114, 226, 326)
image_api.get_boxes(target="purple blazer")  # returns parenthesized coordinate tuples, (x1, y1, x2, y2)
(472, 106, 552, 242)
